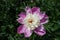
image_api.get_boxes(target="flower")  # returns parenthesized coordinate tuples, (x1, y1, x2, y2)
(17, 7, 48, 37)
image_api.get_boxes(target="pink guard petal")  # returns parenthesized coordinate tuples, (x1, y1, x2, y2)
(32, 7, 40, 13)
(34, 25, 46, 36)
(17, 25, 26, 34)
(25, 6, 32, 14)
(18, 12, 26, 19)
(31, 7, 47, 20)
(39, 12, 46, 20)
(17, 12, 26, 24)
(24, 28, 32, 37)
(40, 14, 48, 24)
(17, 25, 32, 37)
(17, 18, 23, 24)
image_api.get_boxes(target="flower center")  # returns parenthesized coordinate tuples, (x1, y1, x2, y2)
(28, 19, 33, 23)
(23, 13, 40, 30)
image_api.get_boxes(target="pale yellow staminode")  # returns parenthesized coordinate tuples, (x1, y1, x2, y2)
(23, 13, 40, 30)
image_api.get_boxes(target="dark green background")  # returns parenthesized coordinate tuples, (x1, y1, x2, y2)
(0, 0, 60, 40)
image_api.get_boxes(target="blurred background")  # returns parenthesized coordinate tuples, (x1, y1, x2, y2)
(0, 0, 60, 40)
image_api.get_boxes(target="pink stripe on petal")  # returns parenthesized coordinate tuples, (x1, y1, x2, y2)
(34, 25, 46, 36)
(17, 25, 26, 34)
(24, 28, 32, 37)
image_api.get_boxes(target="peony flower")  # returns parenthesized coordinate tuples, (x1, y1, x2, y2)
(17, 7, 48, 37)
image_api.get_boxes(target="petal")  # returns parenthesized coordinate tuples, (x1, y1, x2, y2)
(44, 14, 48, 19)
(17, 12, 26, 24)
(17, 17, 23, 24)
(34, 25, 46, 36)
(18, 12, 26, 19)
(24, 28, 32, 37)
(32, 8, 46, 20)
(31, 7, 42, 19)
(40, 19, 48, 24)
(32, 7, 40, 13)
(17, 25, 26, 34)
(25, 7, 32, 14)
(32, 7, 41, 17)
(39, 12, 46, 20)
(40, 14, 48, 24)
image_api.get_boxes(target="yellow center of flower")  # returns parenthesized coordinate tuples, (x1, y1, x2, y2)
(23, 13, 40, 30)
(28, 19, 33, 23)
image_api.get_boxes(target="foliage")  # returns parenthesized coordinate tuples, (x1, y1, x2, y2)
(0, 0, 60, 40)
